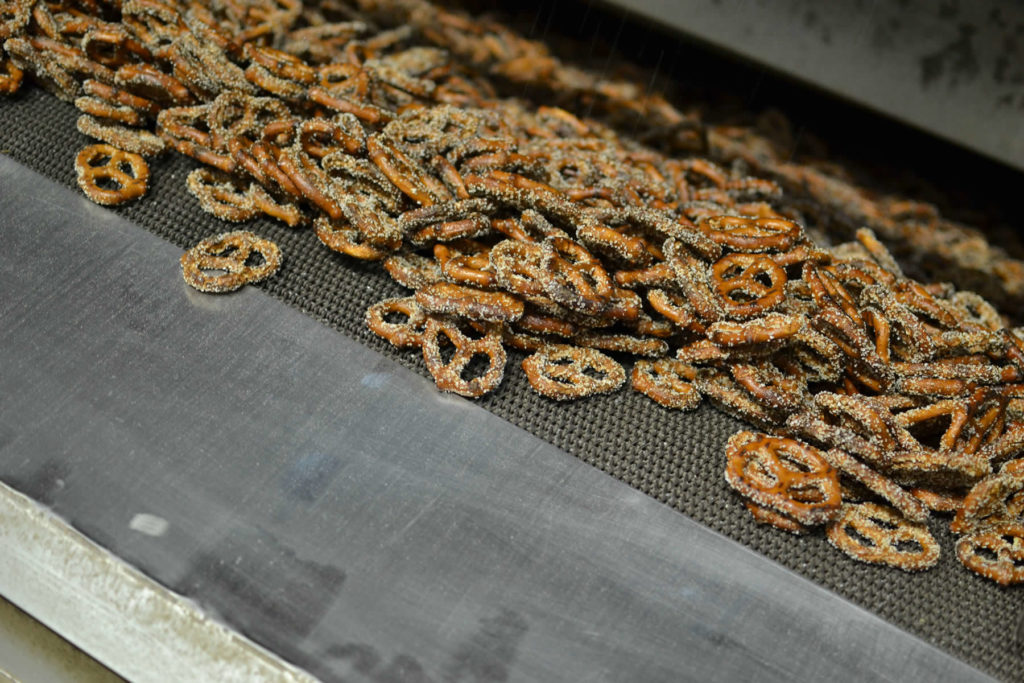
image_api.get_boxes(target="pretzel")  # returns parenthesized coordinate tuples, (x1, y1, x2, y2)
(522, 345, 626, 400)
(314, 216, 390, 261)
(707, 313, 804, 347)
(74, 143, 149, 206)
(821, 448, 930, 523)
(698, 215, 802, 253)
(710, 253, 787, 319)
(744, 500, 809, 534)
(185, 168, 257, 222)
(0, 51, 24, 95)
(725, 431, 842, 525)
(365, 296, 428, 348)
(951, 466, 1024, 534)
(180, 230, 281, 293)
(955, 523, 1024, 585)
(414, 281, 524, 322)
(631, 358, 700, 410)
(421, 316, 506, 398)
(730, 360, 807, 413)
(383, 251, 444, 290)
(826, 502, 940, 571)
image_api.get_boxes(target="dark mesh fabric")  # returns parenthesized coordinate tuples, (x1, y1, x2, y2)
(3, 86, 1023, 682)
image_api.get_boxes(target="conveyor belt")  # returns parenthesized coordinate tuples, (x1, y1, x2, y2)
(0, 155, 998, 682)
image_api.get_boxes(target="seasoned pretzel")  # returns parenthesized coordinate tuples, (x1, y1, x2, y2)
(631, 358, 700, 410)
(951, 466, 1024, 534)
(366, 296, 428, 349)
(698, 215, 802, 253)
(821, 448, 930, 523)
(956, 523, 1024, 585)
(415, 282, 523, 322)
(314, 216, 390, 261)
(180, 230, 281, 293)
(0, 52, 24, 95)
(383, 251, 444, 290)
(522, 344, 626, 400)
(421, 316, 506, 398)
(826, 502, 940, 571)
(74, 143, 149, 206)
(707, 313, 804, 347)
(711, 253, 787, 319)
(725, 431, 842, 525)
(185, 168, 257, 222)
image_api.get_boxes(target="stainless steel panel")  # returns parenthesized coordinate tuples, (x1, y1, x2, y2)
(0, 155, 994, 682)
(602, 0, 1024, 172)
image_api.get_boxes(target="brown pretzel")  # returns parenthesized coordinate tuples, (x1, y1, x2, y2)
(711, 253, 787, 319)
(631, 358, 700, 410)
(821, 448, 930, 523)
(185, 168, 257, 222)
(180, 230, 281, 293)
(725, 431, 842, 525)
(383, 251, 444, 290)
(826, 502, 940, 571)
(707, 313, 804, 347)
(744, 500, 809, 534)
(956, 523, 1024, 585)
(698, 215, 802, 253)
(0, 52, 24, 95)
(74, 143, 149, 206)
(522, 345, 626, 400)
(77, 114, 166, 157)
(421, 316, 506, 398)
(415, 282, 524, 322)
(365, 296, 428, 349)
(314, 216, 390, 261)
(951, 466, 1024, 534)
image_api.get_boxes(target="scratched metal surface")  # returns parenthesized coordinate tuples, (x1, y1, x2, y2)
(601, 0, 1024, 172)
(0, 155, 996, 682)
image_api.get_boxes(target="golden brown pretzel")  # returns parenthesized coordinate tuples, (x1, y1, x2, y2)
(711, 253, 787, 319)
(725, 431, 842, 525)
(698, 215, 802, 253)
(74, 143, 149, 206)
(421, 316, 506, 398)
(366, 296, 428, 349)
(826, 502, 940, 572)
(415, 282, 524, 322)
(522, 344, 626, 401)
(631, 358, 700, 410)
(180, 230, 281, 293)
(956, 523, 1024, 585)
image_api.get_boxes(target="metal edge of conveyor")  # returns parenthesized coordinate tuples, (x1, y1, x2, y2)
(598, 0, 1024, 173)
(0, 482, 316, 683)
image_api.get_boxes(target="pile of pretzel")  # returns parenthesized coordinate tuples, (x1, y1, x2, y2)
(3, 0, 1024, 584)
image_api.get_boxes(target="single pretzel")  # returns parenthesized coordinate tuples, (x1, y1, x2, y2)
(631, 358, 700, 410)
(366, 296, 428, 349)
(711, 253, 787, 319)
(415, 282, 524, 322)
(951, 466, 1024, 534)
(74, 143, 149, 206)
(185, 168, 257, 222)
(698, 215, 802, 253)
(826, 502, 940, 571)
(0, 52, 24, 95)
(956, 523, 1024, 585)
(725, 431, 842, 525)
(522, 344, 626, 401)
(707, 313, 804, 347)
(180, 230, 281, 293)
(421, 316, 506, 398)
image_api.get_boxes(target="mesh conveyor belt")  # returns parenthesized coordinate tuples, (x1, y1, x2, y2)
(2, 83, 1023, 681)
